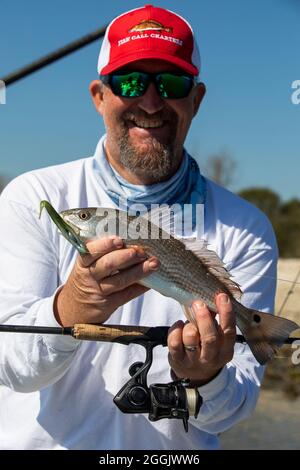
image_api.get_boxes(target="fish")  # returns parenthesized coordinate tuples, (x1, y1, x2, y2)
(128, 20, 173, 33)
(39, 201, 299, 365)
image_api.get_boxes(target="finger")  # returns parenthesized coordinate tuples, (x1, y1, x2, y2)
(215, 293, 236, 361)
(100, 257, 159, 295)
(182, 322, 201, 360)
(192, 300, 219, 362)
(167, 321, 185, 362)
(78, 236, 124, 267)
(90, 248, 150, 281)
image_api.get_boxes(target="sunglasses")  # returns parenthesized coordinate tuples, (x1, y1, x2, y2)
(100, 71, 197, 99)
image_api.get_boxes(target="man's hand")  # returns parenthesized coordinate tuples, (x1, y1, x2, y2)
(168, 293, 236, 386)
(54, 236, 159, 326)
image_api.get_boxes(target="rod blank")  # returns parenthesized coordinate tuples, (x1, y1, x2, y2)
(0, 324, 72, 335)
(1, 26, 107, 86)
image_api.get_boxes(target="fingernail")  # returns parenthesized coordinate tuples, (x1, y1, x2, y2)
(136, 250, 147, 259)
(192, 301, 206, 311)
(219, 293, 229, 304)
(148, 259, 159, 270)
(112, 237, 123, 248)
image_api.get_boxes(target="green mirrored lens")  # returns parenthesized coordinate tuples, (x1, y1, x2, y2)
(157, 74, 193, 99)
(109, 72, 194, 99)
(111, 72, 147, 97)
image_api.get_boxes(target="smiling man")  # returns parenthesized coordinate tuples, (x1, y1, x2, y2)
(91, 59, 204, 184)
(0, 5, 279, 450)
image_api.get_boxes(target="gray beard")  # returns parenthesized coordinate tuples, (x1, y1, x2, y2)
(118, 133, 178, 183)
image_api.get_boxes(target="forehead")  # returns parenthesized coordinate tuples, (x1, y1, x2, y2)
(117, 59, 185, 74)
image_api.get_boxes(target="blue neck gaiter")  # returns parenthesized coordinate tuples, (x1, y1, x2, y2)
(93, 135, 206, 211)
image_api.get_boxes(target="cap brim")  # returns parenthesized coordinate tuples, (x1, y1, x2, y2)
(99, 50, 199, 76)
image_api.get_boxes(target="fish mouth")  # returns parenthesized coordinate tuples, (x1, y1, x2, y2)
(39, 201, 88, 255)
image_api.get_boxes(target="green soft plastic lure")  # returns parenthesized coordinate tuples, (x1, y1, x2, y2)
(39, 200, 88, 255)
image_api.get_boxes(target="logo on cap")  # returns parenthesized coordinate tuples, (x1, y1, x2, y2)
(128, 20, 173, 34)
(97, 5, 201, 76)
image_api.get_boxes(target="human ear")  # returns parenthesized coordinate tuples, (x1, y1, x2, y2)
(192, 82, 206, 117)
(89, 80, 105, 116)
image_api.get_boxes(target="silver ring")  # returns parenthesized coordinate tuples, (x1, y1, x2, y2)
(184, 345, 199, 352)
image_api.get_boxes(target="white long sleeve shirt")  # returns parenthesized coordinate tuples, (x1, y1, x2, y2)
(0, 141, 278, 450)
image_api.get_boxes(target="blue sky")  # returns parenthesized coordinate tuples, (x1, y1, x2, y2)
(0, 0, 299, 199)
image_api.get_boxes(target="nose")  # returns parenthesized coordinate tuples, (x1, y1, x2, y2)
(137, 83, 165, 115)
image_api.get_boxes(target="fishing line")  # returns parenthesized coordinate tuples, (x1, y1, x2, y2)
(229, 269, 300, 286)
(48, 207, 300, 288)
(84, 249, 300, 287)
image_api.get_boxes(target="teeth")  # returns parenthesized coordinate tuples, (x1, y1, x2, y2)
(133, 120, 164, 129)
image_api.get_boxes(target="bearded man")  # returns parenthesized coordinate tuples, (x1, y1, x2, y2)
(0, 5, 278, 450)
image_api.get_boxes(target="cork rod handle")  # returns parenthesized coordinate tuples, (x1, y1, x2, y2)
(72, 324, 152, 342)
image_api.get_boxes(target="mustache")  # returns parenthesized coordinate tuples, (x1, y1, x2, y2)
(122, 110, 177, 123)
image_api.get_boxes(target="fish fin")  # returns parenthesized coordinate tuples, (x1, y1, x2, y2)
(181, 305, 197, 325)
(181, 238, 243, 300)
(179, 237, 207, 256)
(238, 307, 299, 364)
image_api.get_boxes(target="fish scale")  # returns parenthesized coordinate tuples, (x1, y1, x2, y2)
(122, 222, 229, 309)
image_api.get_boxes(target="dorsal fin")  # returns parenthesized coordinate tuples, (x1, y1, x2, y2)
(181, 238, 243, 300)
(138, 209, 243, 300)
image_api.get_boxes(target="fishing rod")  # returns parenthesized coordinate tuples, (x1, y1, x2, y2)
(0, 322, 298, 345)
(0, 322, 197, 432)
(1, 322, 299, 432)
(1, 26, 107, 87)
(1, 322, 298, 344)
(278, 268, 300, 317)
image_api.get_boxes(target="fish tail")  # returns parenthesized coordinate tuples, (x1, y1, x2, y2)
(238, 306, 299, 364)
(182, 303, 299, 365)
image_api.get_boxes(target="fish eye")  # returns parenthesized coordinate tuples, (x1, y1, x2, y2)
(78, 210, 91, 221)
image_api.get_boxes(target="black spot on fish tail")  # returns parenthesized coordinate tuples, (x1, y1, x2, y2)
(240, 309, 299, 365)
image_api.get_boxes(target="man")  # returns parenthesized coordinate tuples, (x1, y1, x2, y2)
(0, 5, 278, 449)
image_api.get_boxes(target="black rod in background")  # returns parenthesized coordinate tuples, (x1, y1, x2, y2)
(1, 26, 107, 87)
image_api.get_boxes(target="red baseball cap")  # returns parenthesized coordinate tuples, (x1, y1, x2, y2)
(98, 4, 201, 76)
